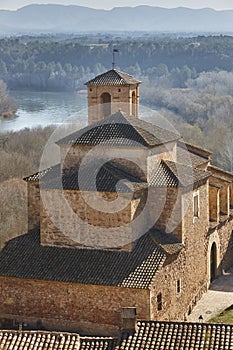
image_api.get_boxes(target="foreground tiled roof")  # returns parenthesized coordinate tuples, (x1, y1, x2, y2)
(117, 321, 233, 350)
(0, 330, 117, 350)
(57, 111, 180, 147)
(0, 330, 80, 350)
(2, 321, 233, 350)
(80, 336, 117, 350)
(150, 160, 211, 188)
(85, 69, 141, 86)
(0, 228, 181, 289)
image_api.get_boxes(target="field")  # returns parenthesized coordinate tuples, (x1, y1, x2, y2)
(209, 305, 233, 324)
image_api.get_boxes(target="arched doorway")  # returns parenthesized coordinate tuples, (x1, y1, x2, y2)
(100, 92, 111, 117)
(210, 242, 217, 282)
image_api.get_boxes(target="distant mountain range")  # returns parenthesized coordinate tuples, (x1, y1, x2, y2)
(1, 4, 233, 34)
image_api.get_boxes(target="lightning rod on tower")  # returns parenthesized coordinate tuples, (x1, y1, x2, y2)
(112, 48, 119, 69)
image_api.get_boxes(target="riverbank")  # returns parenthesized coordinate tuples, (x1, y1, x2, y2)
(1, 90, 86, 133)
(0, 110, 17, 120)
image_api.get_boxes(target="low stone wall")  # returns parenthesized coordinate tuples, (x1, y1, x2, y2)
(0, 277, 149, 336)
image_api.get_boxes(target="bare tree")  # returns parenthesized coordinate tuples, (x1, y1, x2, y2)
(219, 134, 233, 173)
(0, 80, 18, 118)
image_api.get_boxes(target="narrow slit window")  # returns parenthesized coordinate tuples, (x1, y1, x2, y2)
(157, 293, 162, 311)
(194, 194, 199, 217)
(177, 279, 181, 294)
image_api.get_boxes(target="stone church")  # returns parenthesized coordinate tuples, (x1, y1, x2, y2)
(0, 69, 232, 336)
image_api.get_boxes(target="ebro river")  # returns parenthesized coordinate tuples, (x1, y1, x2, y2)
(0, 90, 87, 133)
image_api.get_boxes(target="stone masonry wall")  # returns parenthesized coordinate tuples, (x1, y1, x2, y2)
(40, 189, 143, 250)
(60, 145, 148, 181)
(209, 185, 219, 222)
(211, 218, 233, 274)
(181, 183, 209, 307)
(87, 84, 139, 124)
(150, 183, 209, 321)
(148, 187, 182, 241)
(0, 277, 149, 336)
(27, 182, 40, 231)
(61, 143, 177, 185)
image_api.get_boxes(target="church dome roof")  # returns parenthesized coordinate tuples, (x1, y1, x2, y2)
(57, 111, 180, 147)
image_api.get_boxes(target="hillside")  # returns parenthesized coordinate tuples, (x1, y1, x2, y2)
(1, 5, 233, 34)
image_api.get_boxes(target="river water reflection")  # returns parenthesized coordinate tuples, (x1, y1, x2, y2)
(0, 90, 87, 133)
(0, 90, 167, 138)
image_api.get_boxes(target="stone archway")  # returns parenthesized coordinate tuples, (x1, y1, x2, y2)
(100, 92, 111, 117)
(210, 242, 217, 282)
(207, 232, 220, 287)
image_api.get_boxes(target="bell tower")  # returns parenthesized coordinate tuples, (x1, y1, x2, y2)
(85, 69, 141, 124)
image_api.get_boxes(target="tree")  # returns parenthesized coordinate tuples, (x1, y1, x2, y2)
(0, 80, 17, 118)
(0, 59, 7, 78)
(218, 134, 233, 172)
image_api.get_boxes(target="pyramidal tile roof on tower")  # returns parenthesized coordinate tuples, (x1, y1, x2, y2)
(57, 111, 180, 147)
(85, 69, 141, 86)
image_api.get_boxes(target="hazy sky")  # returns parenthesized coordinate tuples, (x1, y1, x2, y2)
(1, 0, 233, 11)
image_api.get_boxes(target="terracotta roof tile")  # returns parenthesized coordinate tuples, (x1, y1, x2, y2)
(25, 159, 210, 192)
(208, 165, 233, 181)
(150, 229, 183, 255)
(150, 160, 210, 188)
(0, 331, 80, 350)
(85, 69, 141, 86)
(165, 160, 211, 187)
(24, 164, 60, 182)
(179, 141, 212, 158)
(177, 142, 210, 168)
(38, 162, 146, 193)
(57, 111, 180, 147)
(2, 321, 233, 350)
(117, 321, 233, 350)
(149, 161, 178, 187)
(80, 336, 117, 350)
(0, 228, 177, 289)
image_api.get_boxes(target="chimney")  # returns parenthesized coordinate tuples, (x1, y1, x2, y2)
(122, 307, 137, 333)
